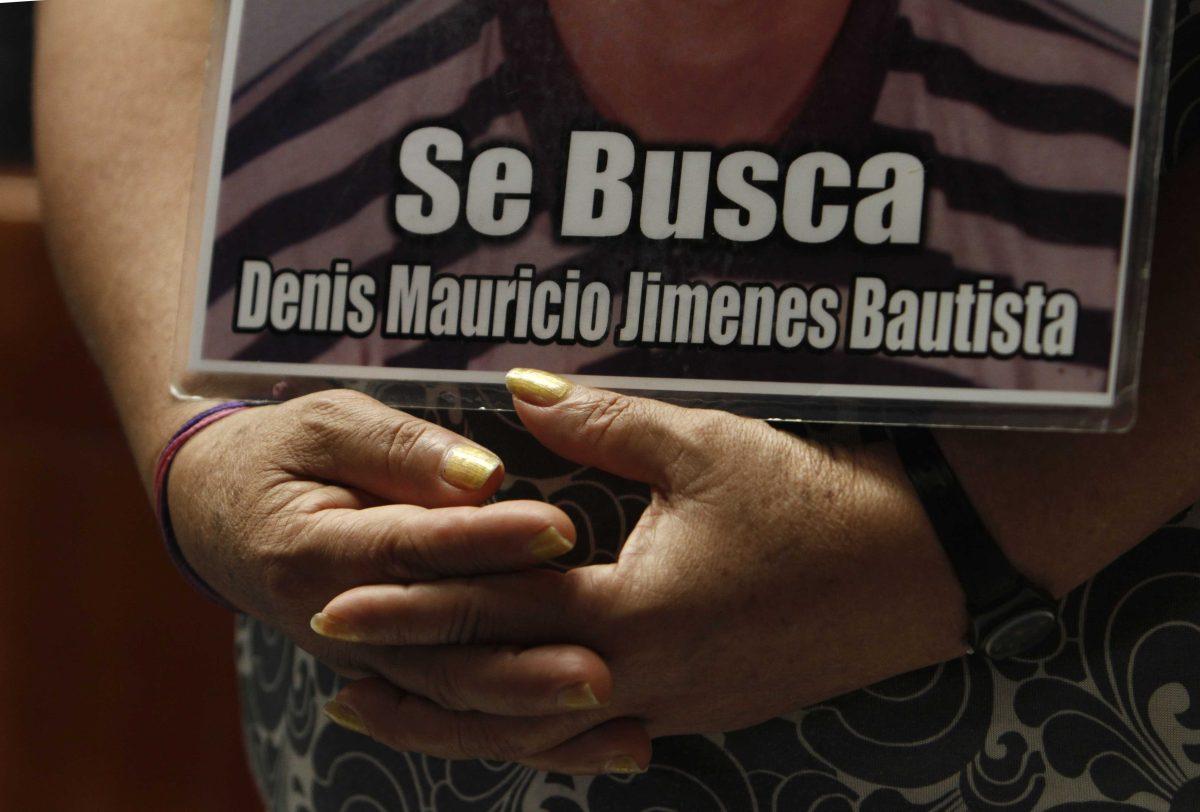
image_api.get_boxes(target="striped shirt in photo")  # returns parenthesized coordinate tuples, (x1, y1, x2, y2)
(204, 0, 1142, 394)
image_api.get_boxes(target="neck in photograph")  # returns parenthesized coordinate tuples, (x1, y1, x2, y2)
(546, 0, 854, 144)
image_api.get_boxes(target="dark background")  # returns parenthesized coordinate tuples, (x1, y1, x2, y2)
(0, 3, 33, 164)
(0, 3, 259, 809)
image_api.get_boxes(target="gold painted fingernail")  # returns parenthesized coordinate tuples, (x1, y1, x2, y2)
(530, 527, 575, 561)
(557, 682, 602, 710)
(323, 701, 369, 735)
(603, 756, 645, 775)
(442, 444, 502, 491)
(505, 368, 573, 407)
(310, 612, 361, 642)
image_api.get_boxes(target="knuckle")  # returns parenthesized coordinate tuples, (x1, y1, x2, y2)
(443, 592, 484, 644)
(577, 392, 633, 446)
(387, 537, 436, 582)
(284, 391, 368, 463)
(384, 417, 434, 480)
(667, 410, 735, 487)
(254, 515, 324, 609)
(300, 389, 370, 417)
(364, 516, 423, 581)
(657, 435, 695, 487)
(257, 542, 306, 608)
(390, 510, 468, 579)
(293, 390, 366, 434)
(421, 656, 470, 712)
(681, 409, 742, 459)
(372, 530, 415, 582)
(689, 409, 731, 443)
(452, 716, 527, 762)
(563, 565, 604, 603)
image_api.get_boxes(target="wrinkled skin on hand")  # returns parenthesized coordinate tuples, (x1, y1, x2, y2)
(315, 371, 968, 775)
(168, 391, 624, 746)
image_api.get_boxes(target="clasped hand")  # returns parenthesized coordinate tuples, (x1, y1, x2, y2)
(170, 370, 965, 776)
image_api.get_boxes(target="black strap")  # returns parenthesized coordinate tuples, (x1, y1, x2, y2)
(888, 427, 1025, 614)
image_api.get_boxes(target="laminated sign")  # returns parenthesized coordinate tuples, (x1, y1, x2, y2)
(178, 0, 1173, 429)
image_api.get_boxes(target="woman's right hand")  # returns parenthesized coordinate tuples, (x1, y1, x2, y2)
(165, 389, 614, 717)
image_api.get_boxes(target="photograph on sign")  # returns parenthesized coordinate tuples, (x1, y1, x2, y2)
(178, 0, 1171, 428)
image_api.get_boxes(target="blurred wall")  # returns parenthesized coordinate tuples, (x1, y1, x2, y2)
(0, 2, 260, 809)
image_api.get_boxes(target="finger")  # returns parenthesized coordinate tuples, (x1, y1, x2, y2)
(312, 569, 590, 646)
(365, 644, 612, 716)
(504, 368, 718, 490)
(280, 390, 504, 505)
(324, 678, 610, 764)
(519, 719, 651, 776)
(305, 500, 576, 583)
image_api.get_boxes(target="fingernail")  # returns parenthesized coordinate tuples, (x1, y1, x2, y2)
(310, 612, 361, 642)
(506, 368, 573, 407)
(603, 756, 646, 775)
(442, 444, 502, 491)
(323, 701, 369, 735)
(557, 682, 602, 710)
(530, 527, 574, 561)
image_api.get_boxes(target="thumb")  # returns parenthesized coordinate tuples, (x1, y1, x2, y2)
(505, 368, 707, 489)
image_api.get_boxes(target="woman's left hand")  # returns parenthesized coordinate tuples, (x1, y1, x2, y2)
(312, 370, 971, 775)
